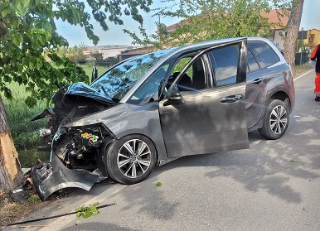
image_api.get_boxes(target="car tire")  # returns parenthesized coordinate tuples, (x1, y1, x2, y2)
(105, 134, 157, 184)
(258, 99, 289, 140)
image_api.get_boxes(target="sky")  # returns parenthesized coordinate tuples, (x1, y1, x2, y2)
(56, 0, 320, 47)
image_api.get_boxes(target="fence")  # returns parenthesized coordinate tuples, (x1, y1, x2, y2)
(295, 52, 310, 65)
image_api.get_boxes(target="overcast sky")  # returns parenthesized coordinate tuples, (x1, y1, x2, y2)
(56, 0, 320, 47)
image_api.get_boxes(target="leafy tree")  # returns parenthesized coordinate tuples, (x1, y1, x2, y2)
(125, 0, 292, 50)
(0, 0, 152, 192)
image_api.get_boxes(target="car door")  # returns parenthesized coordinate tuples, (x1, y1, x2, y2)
(159, 39, 249, 158)
(245, 47, 267, 129)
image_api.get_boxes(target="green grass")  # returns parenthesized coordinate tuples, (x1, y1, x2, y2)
(3, 64, 107, 167)
(3, 82, 48, 167)
(79, 63, 109, 80)
(295, 64, 313, 77)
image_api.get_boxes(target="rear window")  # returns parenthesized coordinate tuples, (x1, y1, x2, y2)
(249, 43, 280, 69)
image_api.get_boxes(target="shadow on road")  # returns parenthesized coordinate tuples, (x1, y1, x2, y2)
(59, 222, 139, 231)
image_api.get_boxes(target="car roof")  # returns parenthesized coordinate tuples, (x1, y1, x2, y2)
(163, 37, 274, 57)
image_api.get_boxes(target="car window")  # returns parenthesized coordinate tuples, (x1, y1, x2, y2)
(128, 64, 170, 105)
(247, 49, 260, 72)
(248, 42, 280, 69)
(171, 56, 207, 91)
(90, 49, 175, 102)
(208, 45, 239, 86)
(172, 57, 193, 77)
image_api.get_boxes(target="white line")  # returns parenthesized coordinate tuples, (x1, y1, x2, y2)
(294, 69, 314, 82)
(38, 184, 126, 231)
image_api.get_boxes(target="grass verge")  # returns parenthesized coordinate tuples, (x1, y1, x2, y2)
(0, 188, 73, 229)
(295, 64, 313, 77)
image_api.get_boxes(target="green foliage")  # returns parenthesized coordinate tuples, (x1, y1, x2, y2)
(28, 195, 40, 203)
(125, 0, 292, 49)
(0, 0, 152, 106)
(156, 181, 162, 186)
(75, 202, 100, 219)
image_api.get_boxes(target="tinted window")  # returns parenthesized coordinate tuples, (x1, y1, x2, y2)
(247, 49, 259, 72)
(209, 45, 239, 86)
(249, 43, 280, 69)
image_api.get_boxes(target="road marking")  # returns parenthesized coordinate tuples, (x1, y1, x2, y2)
(38, 184, 127, 231)
(294, 69, 314, 82)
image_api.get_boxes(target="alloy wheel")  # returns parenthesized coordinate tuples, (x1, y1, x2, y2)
(117, 139, 152, 179)
(269, 105, 288, 135)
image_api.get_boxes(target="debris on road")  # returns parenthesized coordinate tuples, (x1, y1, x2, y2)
(11, 225, 51, 229)
(3, 203, 115, 227)
(156, 182, 162, 186)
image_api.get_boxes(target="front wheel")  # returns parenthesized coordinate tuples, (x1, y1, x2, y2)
(106, 135, 157, 184)
(259, 99, 289, 140)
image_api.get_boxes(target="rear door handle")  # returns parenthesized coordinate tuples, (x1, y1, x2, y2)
(220, 94, 243, 103)
(252, 78, 262, 84)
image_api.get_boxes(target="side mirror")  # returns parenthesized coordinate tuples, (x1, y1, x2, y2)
(91, 66, 98, 83)
(164, 84, 183, 106)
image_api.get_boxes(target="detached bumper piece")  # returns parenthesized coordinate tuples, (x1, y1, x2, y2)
(31, 154, 102, 201)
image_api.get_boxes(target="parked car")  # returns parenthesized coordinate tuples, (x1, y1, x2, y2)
(31, 37, 295, 200)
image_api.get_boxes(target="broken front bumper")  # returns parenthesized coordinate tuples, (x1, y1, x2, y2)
(31, 153, 102, 201)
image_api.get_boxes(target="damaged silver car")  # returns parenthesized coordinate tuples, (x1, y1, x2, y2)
(31, 37, 295, 200)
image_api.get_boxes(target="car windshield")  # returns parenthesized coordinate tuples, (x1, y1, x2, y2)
(90, 49, 175, 102)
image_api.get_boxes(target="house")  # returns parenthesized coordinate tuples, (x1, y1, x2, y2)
(165, 9, 290, 51)
(260, 10, 289, 51)
(303, 29, 320, 49)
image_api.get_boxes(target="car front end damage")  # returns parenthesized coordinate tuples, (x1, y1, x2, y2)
(31, 83, 117, 200)
(32, 123, 116, 200)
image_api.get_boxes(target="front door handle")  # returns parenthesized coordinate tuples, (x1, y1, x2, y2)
(220, 94, 243, 103)
(252, 78, 262, 84)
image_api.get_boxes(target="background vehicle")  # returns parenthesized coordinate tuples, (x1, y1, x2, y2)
(32, 37, 295, 200)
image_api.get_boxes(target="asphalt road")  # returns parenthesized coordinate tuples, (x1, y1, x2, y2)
(21, 70, 320, 231)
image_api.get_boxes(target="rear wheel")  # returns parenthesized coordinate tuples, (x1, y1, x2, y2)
(106, 135, 157, 184)
(259, 99, 289, 140)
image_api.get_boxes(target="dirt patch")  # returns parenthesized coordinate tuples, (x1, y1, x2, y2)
(0, 188, 71, 229)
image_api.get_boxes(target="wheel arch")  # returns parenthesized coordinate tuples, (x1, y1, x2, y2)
(267, 91, 291, 111)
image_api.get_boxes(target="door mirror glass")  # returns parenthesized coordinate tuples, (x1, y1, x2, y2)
(91, 66, 98, 83)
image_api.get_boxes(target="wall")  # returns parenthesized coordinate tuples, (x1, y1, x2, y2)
(272, 30, 286, 51)
(304, 29, 320, 49)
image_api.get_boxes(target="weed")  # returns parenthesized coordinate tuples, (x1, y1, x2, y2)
(28, 195, 40, 204)
(75, 202, 100, 219)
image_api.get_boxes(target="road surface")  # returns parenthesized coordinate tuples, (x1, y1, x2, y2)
(21, 69, 320, 231)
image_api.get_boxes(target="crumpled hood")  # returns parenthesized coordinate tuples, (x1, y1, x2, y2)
(66, 82, 114, 105)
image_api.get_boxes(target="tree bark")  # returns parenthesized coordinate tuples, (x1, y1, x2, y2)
(284, 0, 304, 77)
(0, 95, 23, 193)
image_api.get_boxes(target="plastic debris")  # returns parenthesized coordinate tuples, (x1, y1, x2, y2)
(9, 188, 29, 202)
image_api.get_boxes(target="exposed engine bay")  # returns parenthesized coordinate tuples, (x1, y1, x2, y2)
(31, 83, 116, 200)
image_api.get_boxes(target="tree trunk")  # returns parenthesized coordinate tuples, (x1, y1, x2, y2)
(0, 95, 23, 193)
(284, 0, 304, 77)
